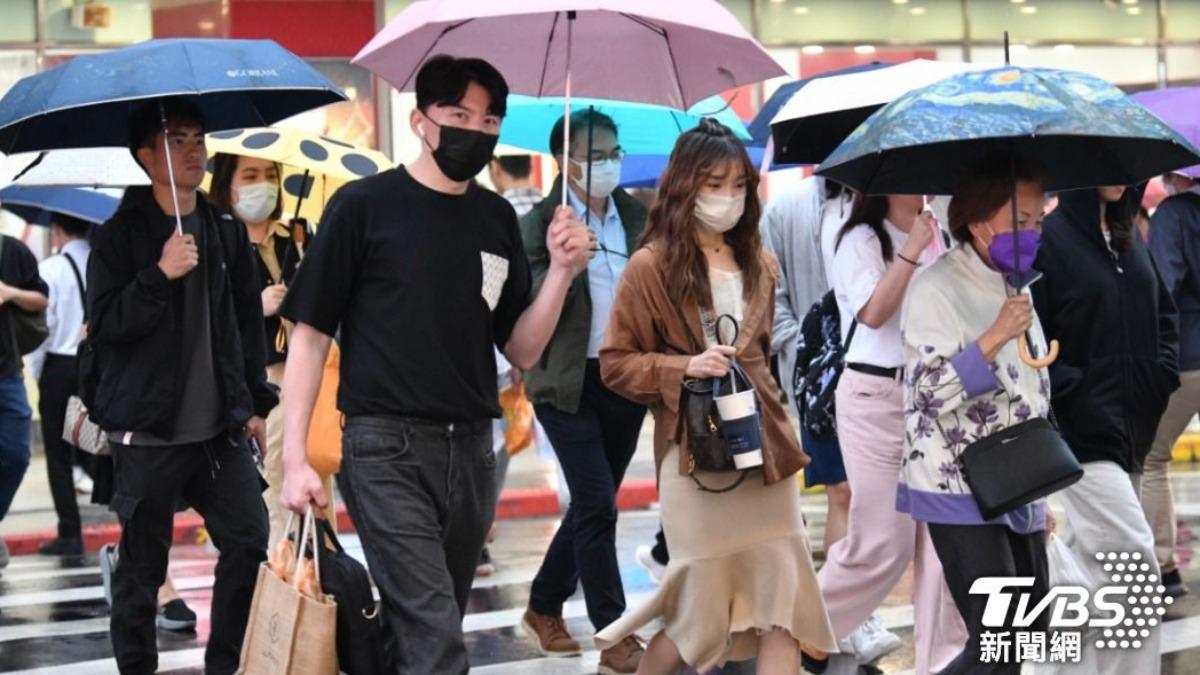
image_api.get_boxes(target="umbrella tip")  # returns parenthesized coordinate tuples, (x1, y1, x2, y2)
(1004, 31, 1011, 65)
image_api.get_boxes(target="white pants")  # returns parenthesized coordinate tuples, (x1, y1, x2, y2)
(1051, 461, 1160, 675)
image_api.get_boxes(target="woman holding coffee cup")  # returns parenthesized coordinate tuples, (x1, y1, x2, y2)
(595, 119, 836, 675)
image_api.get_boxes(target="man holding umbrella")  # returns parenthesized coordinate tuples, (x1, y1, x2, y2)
(280, 55, 593, 674)
(518, 108, 648, 672)
(88, 98, 277, 675)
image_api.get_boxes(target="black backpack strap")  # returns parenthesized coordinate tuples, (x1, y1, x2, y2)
(843, 319, 858, 351)
(63, 252, 87, 321)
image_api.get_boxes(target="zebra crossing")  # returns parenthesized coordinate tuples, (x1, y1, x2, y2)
(0, 509, 1197, 674)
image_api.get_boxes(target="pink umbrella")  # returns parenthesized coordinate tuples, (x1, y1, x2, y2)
(354, 0, 783, 205)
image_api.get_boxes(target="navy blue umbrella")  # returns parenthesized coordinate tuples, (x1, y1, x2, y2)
(618, 146, 767, 189)
(745, 62, 888, 148)
(0, 185, 119, 225)
(0, 39, 346, 154)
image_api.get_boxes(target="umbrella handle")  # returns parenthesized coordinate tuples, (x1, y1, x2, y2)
(1019, 335, 1059, 368)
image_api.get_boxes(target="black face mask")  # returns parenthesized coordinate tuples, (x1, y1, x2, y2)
(421, 116, 499, 182)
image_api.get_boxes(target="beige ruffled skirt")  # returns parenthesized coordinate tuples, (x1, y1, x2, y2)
(595, 446, 838, 671)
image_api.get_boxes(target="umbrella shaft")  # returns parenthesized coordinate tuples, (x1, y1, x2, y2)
(560, 11, 574, 210)
(159, 101, 184, 235)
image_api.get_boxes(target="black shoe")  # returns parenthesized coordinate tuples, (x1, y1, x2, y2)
(476, 547, 496, 577)
(802, 651, 829, 674)
(157, 599, 197, 632)
(1163, 569, 1190, 599)
(37, 537, 83, 556)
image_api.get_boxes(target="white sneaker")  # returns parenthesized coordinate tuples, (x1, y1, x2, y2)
(73, 467, 93, 495)
(635, 545, 666, 584)
(840, 614, 903, 665)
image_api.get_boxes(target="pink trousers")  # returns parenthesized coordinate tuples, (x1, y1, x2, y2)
(819, 369, 967, 674)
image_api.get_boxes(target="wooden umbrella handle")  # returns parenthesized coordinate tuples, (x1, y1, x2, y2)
(1019, 335, 1059, 368)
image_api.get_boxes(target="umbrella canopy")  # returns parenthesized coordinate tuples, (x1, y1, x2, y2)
(746, 62, 889, 148)
(0, 185, 119, 225)
(1, 148, 148, 188)
(816, 66, 1200, 195)
(354, 0, 783, 110)
(0, 39, 346, 154)
(618, 146, 766, 188)
(206, 127, 393, 182)
(770, 59, 990, 166)
(1132, 87, 1200, 179)
(204, 127, 394, 223)
(498, 94, 749, 156)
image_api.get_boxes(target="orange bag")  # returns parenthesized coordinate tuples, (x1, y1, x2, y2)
(306, 343, 342, 477)
(499, 382, 534, 455)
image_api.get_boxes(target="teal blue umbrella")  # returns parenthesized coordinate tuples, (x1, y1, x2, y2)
(817, 66, 1200, 195)
(498, 94, 749, 156)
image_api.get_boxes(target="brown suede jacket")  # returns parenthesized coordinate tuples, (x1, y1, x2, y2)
(599, 243, 808, 485)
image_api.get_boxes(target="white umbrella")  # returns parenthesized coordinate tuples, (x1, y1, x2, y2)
(2, 148, 148, 189)
(769, 59, 991, 165)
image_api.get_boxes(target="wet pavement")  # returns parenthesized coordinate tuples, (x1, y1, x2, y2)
(0, 468, 1198, 674)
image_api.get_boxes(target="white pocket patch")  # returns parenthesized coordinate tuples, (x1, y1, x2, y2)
(480, 252, 510, 311)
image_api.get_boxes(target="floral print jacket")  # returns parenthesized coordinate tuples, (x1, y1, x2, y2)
(898, 244, 1049, 534)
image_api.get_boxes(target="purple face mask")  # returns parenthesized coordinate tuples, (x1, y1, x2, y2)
(987, 228, 1041, 275)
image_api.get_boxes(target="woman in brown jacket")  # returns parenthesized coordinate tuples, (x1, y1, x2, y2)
(594, 119, 837, 674)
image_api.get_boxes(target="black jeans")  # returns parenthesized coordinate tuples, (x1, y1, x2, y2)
(928, 523, 1050, 675)
(529, 360, 647, 631)
(39, 354, 81, 540)
(337, 415, 496, 675)
(109, 437, 268, 675)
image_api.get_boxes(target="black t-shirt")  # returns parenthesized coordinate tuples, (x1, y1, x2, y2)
(281, 167, 532, 422)
(0, 235, 49, 379)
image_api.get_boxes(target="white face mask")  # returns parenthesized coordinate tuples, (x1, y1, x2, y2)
(694, 192, 746, 234)
(570, 158, 621, 199)
(233, 181, 279, 224)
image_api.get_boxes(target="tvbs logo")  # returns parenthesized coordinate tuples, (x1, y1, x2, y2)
(969, 551, 1173, 651)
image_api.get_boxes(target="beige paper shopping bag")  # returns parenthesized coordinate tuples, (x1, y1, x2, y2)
(239, 510, 338, 675)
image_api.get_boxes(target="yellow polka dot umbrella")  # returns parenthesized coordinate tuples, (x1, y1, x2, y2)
(204, 127, 393, 224)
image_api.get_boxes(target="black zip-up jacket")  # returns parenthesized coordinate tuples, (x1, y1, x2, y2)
(1031, 187, 1180, 473)
(1148, 192, 1200, 371)
(87, 186, 278, 440)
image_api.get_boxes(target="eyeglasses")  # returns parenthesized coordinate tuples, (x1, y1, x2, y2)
(571, 148, 626, 163)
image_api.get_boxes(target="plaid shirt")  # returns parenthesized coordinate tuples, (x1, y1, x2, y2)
(502, 186, 543, 218)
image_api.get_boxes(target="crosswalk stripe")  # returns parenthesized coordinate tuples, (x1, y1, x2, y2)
(0, 559, 213, 584)
(0, 617, 111, 643)
(0, 575, 214, 610)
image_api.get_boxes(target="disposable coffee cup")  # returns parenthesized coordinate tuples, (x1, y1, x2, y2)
(714, 389, 764, 469)
(715, 389, 757, 420)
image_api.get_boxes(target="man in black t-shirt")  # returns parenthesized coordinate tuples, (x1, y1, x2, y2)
(0, 233, 48, 566)
(280, 55, 593, 674)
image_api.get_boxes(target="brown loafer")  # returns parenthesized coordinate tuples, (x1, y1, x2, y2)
(521, 608, 582, 657)
(598, 634, 645, 675)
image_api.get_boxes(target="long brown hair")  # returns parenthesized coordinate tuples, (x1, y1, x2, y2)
(637, 119, 763, 309)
